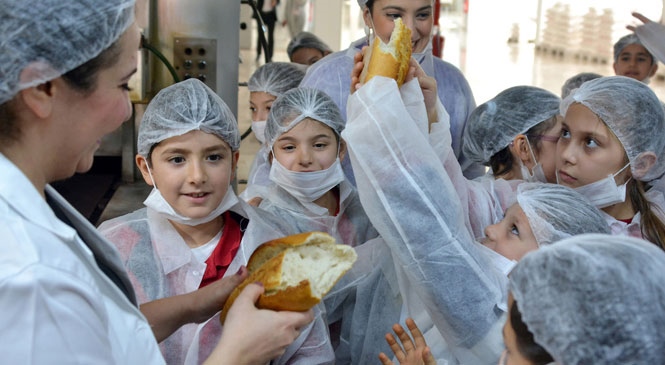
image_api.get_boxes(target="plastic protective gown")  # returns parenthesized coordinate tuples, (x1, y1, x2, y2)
(341, 77, 507, 364)
(99, 191, 334, 365)
(300, 38, 484, 180)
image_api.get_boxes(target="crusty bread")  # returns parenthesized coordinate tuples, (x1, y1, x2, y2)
(360, 17, 412, 87)
(220, 231, 357, 323)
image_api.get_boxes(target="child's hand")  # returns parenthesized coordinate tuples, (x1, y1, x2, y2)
(627, 12, 654, 31)
(378, 318, 436, 365)
(247, 196, 264, 207)
(404, 58, 438, 129)
(350, 47, 367, 94)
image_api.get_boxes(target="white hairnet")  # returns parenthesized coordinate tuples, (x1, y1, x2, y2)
(560, 76, 665, 181)
(0, 0, 136, 105)
(560, 72, 602, 98)
(509, 234, 665, 365)
(463, 86, 561, 164)
(138, 78, 240, 156)
(248, 62, 306, 97)
(516, 183, 609, 246)
(287, 32, 333, 59)
(357, 0, 368, 8)
(613, 33, 653, 62)
(265, 87, 345, 149)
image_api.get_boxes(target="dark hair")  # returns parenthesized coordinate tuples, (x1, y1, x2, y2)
(0, 39, 123, 145)
(488, 115, 559, 177)
(630, 180, 665, 249)
(510, 300, 554, 364)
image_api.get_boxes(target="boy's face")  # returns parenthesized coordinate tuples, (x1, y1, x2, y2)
(613, 44, 658, 82)
(271, 118, 345, 172)
(137, 130, 238, 220)
(481, 203, 538, 261)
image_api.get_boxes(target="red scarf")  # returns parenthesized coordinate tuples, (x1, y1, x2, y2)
(199, 211, 243, 288)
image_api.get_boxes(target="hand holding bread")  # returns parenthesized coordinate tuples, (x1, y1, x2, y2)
(220, 231, 357, 323)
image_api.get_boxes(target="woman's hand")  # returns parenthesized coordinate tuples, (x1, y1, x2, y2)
(206, 283, 315, 364)
(378, 318, 436, 365)
(350, 47, 367, 94)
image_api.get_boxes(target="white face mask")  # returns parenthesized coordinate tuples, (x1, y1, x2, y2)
(142, 165, 238, 226)
(570, 163, 631, 209)
(269, 157, 345, 203)
(251, 120, 267, 144)
(519, 138, 548, 183)
(483, 245, 518, 277)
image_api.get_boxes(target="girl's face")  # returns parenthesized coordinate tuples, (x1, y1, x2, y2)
(613, 44, 658, 82)
(363, 0, 433, 54)
(556, 103, 630, 188)
(532, 117, 562, 183)
(137, 130, 238, 220)
(58, 23, 140, 176)
(271, 118, 345, 172)
(482, 203, 538, 261)
(291, 47, 328, 65)
(250, 91, 276, 122)
(500, 294, 536, 365)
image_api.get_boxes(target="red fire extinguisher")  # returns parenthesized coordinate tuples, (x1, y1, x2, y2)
(432, 0, 445, 58)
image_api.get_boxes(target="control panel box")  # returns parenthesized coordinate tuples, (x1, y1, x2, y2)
(173, 37, 217, 91)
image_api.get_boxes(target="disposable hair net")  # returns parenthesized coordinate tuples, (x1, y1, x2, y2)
(516, 183, 609, 246)
(0, 0, 136, 105)
(248, 62, 306, 97)
(463, 86, 561, 164)
(509, 234, 665, 365)
(265, 87, 344, 149)
(287, 32, 333, 59)
(560, 72, 602, 98)
(560, 76, 665, 181)
(613, 33, 654, 62)
(138, 78, 240, 156)
(357, 0, 368, 8)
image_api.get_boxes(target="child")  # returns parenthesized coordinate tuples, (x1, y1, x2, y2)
(287, 31, 333, 65)
(254, 87, 378, 248)
(613, 33, 658, 83)
(337, 73, 610, 364)
(241, 62, 306, 204)
(557, 76, 665, 249)
(506, 234, 665, 364)
(98, 78, 333, 364)
(560, 71, 602, 98)
(463, 86, 562, 183)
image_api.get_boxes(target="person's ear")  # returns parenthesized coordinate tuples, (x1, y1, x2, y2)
(511, 135, 533, 168)
(338, 138, 347, 162)
(230, 151, 240, 181)
(649, 63, 659, 78)
(631, 152, 657, 179)
(362, 7, 372, 30)
(136, 154, 155, 187)
(612, 61, 619, 75)
(18, 82, 54, 119)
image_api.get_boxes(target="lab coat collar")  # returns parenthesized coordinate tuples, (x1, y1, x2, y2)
(0, 153, 77, 242)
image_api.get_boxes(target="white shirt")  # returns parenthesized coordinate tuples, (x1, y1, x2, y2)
(0, 153, 164, 364)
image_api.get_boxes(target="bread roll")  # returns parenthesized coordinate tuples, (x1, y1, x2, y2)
(220, 231, 357, 323)
(360, 17, 412, 87)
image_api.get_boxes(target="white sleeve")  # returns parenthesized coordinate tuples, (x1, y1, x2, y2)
(343, 76, 504, 351)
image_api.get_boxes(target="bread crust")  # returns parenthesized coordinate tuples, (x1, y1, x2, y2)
(219, 231, 355, 323)
(360, 17, 412, 86)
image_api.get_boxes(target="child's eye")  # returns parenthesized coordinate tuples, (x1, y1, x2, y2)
(510, 225, 519, 236)
(416, 11, 431, 20)
(585, 138, 598, 148)
(249, 106, 256, 113)
(207, 154, 222, 162)
(560, 129, 570, 139)
(314, 142, 328, 149)
(386, 13, 401, 19)
(121, 83, 133, 92)
(281, 145, 295, 152)
(169, 156, 185, 164)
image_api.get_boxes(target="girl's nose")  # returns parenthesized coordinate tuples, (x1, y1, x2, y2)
(188, 161, 207, 184)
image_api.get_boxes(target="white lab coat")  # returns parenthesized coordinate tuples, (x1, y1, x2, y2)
(0, 153, 164, 364)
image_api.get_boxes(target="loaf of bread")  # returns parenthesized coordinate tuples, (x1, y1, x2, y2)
(360, 17, 412, 87)
(220, 231, 357, 323)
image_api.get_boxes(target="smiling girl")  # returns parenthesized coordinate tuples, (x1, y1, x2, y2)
(556, 76, 665, 249)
